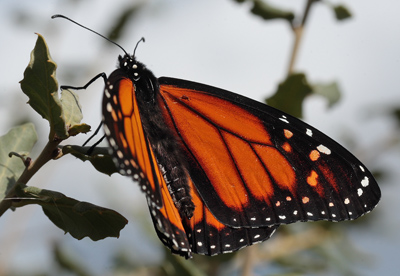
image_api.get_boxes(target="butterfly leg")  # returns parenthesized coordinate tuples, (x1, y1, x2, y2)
(83, 121, 103, 147)
(60, 72, 107, 90)
(60, 73, 108, 154)
(86, 134, 106, 155)
(83, 121, 107, 155)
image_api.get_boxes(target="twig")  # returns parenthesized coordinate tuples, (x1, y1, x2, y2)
(0, 139, 62, 216)
(287, 0, 317, 75)
(241, 246, 255, 276)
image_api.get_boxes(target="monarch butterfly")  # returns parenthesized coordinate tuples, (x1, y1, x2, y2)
(53, 15, 380, 259)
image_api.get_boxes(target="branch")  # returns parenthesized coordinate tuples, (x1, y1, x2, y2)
(287, 0, 317, 76)
(0, 139, 62, 216)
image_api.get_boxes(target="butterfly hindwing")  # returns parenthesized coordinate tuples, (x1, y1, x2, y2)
(158, 77, 380, 228)
(184, 176, 279, 256)
(146, 144, 192, 258)
(147, 159, 279, 257)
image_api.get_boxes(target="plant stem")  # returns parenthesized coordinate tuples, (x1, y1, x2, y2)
(241, 246, 255, 276)
(287, 0, 317, 76)
(0, 139, 62, 216)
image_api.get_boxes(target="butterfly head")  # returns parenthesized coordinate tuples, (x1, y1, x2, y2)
(118, 55, 146, 81)
(118, 37, 147, 81)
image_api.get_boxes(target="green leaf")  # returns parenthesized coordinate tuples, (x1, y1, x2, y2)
(251, 0, 295, 23)
(68, 124, 91, 137)
(60, 89, 91, 136)
(21, 186, 128, 241)
(311, 82, 341, 108)
(20, 33, 68, 140)
(60, 89, 83, 129)
(266, 73, 312, 118)
(62, 145, 118, 176)
(333, 5, 352, 21)
(0, 123, 38, 201)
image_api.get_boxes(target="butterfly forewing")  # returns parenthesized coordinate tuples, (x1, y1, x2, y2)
(102, 70, 163, 207)
(158, 77, 380, 228)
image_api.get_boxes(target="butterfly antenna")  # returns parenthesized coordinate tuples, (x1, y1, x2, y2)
(51, 14, 130, 56)
(133, 37, 145, 57)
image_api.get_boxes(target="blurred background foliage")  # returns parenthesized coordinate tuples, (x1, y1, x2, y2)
(1, 0, 399, 275)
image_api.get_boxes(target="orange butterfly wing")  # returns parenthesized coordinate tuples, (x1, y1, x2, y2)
(102, 70, 162, 207)
(157, 77, 381, 228)
(102, 71, 192, 256)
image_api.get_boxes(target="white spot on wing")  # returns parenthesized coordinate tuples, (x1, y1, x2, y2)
(361, 176, 369, 187)
(104, 89, 111, 98)
(279, 117, 289, 124)
(358, 188, 363, 196)
(109, 138, 116, 147)
(104, 125, 111, 136)
(306, 128, 313, 137)
(106, 102, 112, 113)
(317, 144, 331, 155)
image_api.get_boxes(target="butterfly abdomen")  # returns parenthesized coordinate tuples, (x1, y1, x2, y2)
(138, 89, 195, 218)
